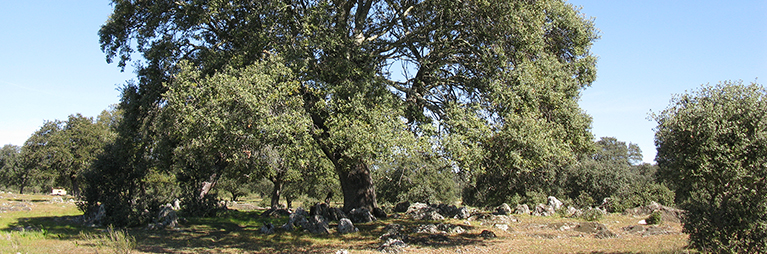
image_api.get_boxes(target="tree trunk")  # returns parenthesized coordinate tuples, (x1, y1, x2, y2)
(270, 177, 284, 210)
(338, 161, 377, 213)
(70, 173, 80, 197)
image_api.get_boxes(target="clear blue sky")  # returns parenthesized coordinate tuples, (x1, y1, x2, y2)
(1, 1, 765, 163)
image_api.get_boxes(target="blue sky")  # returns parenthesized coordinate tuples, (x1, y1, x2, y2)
(1, 1, 766, 163)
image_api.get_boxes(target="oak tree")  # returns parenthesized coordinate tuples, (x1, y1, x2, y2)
(93, 0, 598, 221)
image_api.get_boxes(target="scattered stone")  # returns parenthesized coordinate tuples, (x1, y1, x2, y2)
(455, 207, 471, 219)
(514, 204, 530, 215)
(623, 201, 684, 223)
(378, 238, 408, 253)
(380, 223, 407, 241)
(548, 222, 579, 231)
(573, 222, 609, 234)
(435, 204, 460, 218)
(83, 204, 106, 227)
(479, 230, 497, 239)
(532, 204, 555, 216)
(50, 196, 64, 203)
(495, 203, 512, 215)
(338, 218, 358, 234)
(304, 215, 330, 234)
(621, 225, 674, 236)
(150, 203, 179, 229)
(595, 228, 618, 239)
(494, 224, 509, 232)
(622, 225, 645, 233)
(406, 203, 445, 221)
(564, 206, 582, 217)
(172, 199, 181, 210)
(642, 226, 672, 236)
(261, 208, 291, 218)
(394, 202, 411, 213)
(437, 223, 465, 234)
(282, 207, 309, 231)
(413, 224, 442, 234)
(0, 202, 32, 212)
(348, 208, 376, 223)
(373, 207, 388, 218)
(309, 203, 346, 222)
(469, 213, 518, 226)
(547, 196, 564, 211)
(406, 202, 429, 213)
(335, 249, 349, 254)
(260, 223, 275, 234)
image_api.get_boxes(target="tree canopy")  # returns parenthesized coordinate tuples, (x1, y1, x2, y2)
(654, 80, 767, 252)
(90, 0, 599, 223)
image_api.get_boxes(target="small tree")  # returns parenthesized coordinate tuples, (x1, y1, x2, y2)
(0, 144, 21, 190)
(654, 80, 767, 253)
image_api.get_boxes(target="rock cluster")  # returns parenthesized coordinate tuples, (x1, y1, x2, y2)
(400, 202, 472, 221)
(278, 207, 332, 234)
(348, 207, 376, 223)
(147, 203, 180, 230)
(623, 201, 683, 223)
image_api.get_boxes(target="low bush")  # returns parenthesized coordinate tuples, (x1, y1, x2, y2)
(646, 210, 662, 225)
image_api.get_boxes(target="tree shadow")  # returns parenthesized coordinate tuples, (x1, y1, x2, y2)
(0, 209, 494, 253)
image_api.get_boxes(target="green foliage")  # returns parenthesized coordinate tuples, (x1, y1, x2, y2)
(562, 137, 674, 212)
(13, 113, 115, 195)
(94, 0, 600, 221)
(0, 144, 22, 190)
(607, 182, 674, 213)
(374, 147, 459, 205)
(646, 210, 663, 225)
(580, 208, 604, 222)
(654, 80, 767, 253)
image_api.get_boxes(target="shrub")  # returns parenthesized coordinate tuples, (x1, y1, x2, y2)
(580, 208, 604, 222)
(654, 81, 767, 252)
(646, 210, 662, 225)
(607, 182, 675, 213)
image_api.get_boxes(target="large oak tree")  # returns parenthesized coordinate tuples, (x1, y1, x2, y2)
(91, 0, 598, 222)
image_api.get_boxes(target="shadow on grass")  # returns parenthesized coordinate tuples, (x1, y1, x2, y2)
(0, 209, 494, 253)
(1, 215, 93, 240)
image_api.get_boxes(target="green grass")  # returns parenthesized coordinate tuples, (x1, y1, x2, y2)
(1, 193, 695, 253)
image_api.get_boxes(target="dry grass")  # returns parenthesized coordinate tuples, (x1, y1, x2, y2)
(1, 193, 694, 253)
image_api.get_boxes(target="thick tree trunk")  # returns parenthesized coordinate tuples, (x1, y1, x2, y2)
(270, 177, 284, 210)
(338, 162, 377, 213)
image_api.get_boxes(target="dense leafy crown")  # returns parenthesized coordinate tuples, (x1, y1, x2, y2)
(92, 0, 599, 219)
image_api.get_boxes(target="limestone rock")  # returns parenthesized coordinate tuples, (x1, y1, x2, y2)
(623, 201, 684, 223)
(378, 238, 407, 253)
(304, 215, 330, 234)
(532, 204, 555, 216)
(455, 207, 471, 219)
(380, 223, 406, 241)
(514, 204, 530, 215)
(547, 196, 564, 211)
(495, 203, 512, 215)
(260, 223, 275, 234)
(338, 218, 358, 234)
(480, 230, 497, 239)
(348, 208, 376, 223)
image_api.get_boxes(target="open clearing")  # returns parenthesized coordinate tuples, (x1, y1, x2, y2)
(1, 193, 693, 253)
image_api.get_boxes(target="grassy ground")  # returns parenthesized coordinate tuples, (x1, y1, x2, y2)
(1, 193, 694, 253)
